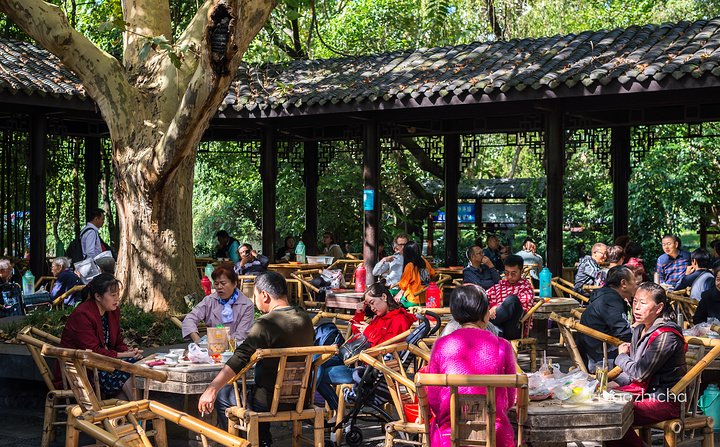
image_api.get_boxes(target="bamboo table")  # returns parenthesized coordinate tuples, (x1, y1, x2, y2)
(136, 356, 245, 447)
(531, 297, 580, 349)
(510, 396, 633, 446)
(434, 267, 464, 277)
(268, 263, 327, 278)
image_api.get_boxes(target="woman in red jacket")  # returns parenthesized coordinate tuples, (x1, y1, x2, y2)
(59, 273, 143, 400)
(316, 281, 416, 410)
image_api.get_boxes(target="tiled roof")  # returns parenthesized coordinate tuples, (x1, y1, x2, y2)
(425, 178, 546, 199)
(0, 39, 86, 99)
(224, 17, 720, 113)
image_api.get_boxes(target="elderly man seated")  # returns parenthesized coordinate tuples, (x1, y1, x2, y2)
(577, 265, 636, 372)
(463, 245, 500, 290)
(0, 259, 21, 316)
(372, 232, 409, 287)
(234, 243, 270, 277)
(574, 242, 607, 297)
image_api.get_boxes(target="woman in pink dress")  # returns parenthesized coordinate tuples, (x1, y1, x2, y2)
(426, 285, 518, 447)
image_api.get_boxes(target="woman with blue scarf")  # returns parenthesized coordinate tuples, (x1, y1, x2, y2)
(182, 265, 255, 345)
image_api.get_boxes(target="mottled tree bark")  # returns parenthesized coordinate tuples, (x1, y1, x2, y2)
(0, 0, 277, 311)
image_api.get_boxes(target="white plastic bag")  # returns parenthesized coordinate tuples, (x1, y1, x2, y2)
(321, 269, 345, 289)
(187, 342, 213, 364)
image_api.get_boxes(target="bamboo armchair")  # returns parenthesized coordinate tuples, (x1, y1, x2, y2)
(17, 326, 75, 447)
(73, 399, 250, 447)
(668, 291, 697, 328)
(550, 277, 590, 304)
(638, 336, 720, 447)
(225, 345, 338, 447)
(52, 284, 85, 307)
(415, 373, 529, 447)
(290, 269, 327, 311)
(169, 313, 208, 337)
(40, 345, 169, 447)
(34, 275, 57, 292)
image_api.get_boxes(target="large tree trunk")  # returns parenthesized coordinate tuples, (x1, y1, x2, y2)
(1, 0, 277, 312)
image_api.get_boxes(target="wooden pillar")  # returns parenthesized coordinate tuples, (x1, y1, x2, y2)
(363, 120, 380, 285)
(545, 110, 564, 276)
(29, 113, 47, 276)
(84, 136, 101, 219)
(611, 127, 631, 241)
(260, 127, 277, 262)
(304, 141, 319, 237)
(445, 134, 460, 267)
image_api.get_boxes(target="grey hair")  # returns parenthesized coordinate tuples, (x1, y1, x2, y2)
(0, 259, 10, 270)
(254, 271, 288, 299)
(53, 257, 71, 269)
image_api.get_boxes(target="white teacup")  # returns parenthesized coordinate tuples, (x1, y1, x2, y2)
(164, 354, 179, 365)
(169, 349, 185, 358)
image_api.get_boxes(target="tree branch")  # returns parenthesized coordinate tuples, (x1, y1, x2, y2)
(153, 0, 277, 185)
(399, 137, 444, 179)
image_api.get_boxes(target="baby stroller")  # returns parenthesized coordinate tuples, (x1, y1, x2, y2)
(330, 311, 441, 447)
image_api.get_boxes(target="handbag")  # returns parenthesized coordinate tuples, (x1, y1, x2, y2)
(339, 333, 370, 362)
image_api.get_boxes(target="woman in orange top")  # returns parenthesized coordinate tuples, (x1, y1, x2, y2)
(396, 240, 434, 307)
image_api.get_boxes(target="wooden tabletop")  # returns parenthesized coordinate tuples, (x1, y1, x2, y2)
(511, 396, 633, 444)
(268, 263, 328, 277)
(135, 354, 226, 395)
(326, 289, 364, 310)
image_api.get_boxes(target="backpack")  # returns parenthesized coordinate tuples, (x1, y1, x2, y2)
(66, 227, 93, 265)
(314, 322, 345, 347)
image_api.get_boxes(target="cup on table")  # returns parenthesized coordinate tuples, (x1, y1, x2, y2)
(164, 354, 179, 365)
(169, 348, 185, 358)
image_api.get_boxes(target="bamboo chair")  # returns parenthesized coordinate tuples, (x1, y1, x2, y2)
(415, 373, 529, 447)
(17, 326, 75, 447)
(637, 336, 720, 447)
(73, 399, 250, 447)
(52, 284, 85, 306)
(311, 311, 355, 340)
(225, 345, 338, 447)
(355, 344, 426, 446)
(34, 275, 57, 292)
(290, 269, 327, 311)
(237, 275, 258, 305)
(668, 292, 697, 327)
(169, 313, 208, 337)
(40, 345, 169, 447)
(327, 259, 363, 288)
(550, 277, 590, 304)
(511, 300, 542, 373)
(582, 284, 601, 292)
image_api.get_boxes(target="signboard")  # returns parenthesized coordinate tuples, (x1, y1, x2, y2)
(363, 190, 374, 211)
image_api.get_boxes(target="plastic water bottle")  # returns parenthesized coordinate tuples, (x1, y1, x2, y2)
(201, 276, 212, 296)
(22, 270, 35, 295)
(354, 264, 366, 293)
(539, 267, 552, 300)
(296, 241, 306, 264)
(699, 383, 720, 432)
(426, 282, 442, 308)
(204, 263, 214, 279)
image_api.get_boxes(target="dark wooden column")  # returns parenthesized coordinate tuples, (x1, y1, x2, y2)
(445, 134, 460, 267)
(303, 141, 319, 237)
(611, 126, 631, 240)
(29, 113, 48, 276)
(260, 127, 277, 262)
(545, 110, 565, 277)
(84, 137, 101, 218)
(363, 120, 380, 285)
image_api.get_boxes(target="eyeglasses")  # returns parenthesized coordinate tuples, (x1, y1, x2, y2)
(504, 270, 520, 277)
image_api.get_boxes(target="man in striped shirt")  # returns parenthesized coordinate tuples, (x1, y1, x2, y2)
(656, 234, 690, 290)
(486, 255, 534, 340)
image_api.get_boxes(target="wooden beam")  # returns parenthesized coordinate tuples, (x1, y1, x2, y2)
(303, 141, 318, 238)
(29, 113, 47, 276)
(363, 120, 380, 285)
(545, 110, 564, 276)
(444, 134, 460, 267)
(611, 127, 631, 240)
(260, 126, 277, 262)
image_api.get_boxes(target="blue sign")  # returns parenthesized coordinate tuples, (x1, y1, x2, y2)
(363, 190, 374, 211)
(433, 204, 476, 223)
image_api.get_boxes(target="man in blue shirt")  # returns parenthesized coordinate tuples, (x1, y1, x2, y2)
(483, 234, 506, 273)
(463, 245, 500, 289)
(656, 234, 691, 290)
(677, 248, 714, 300)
